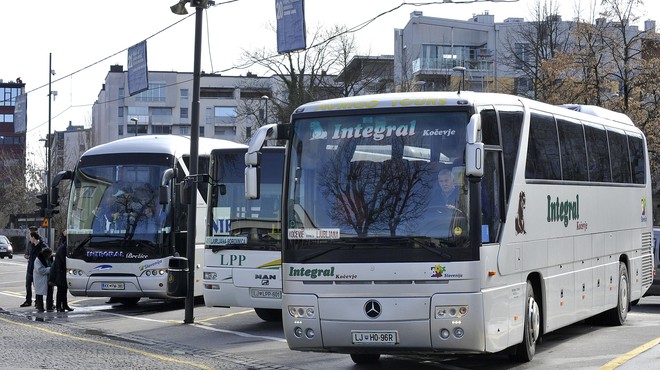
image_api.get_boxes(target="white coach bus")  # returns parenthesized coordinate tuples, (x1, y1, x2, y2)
(244, 92, 654, 364)
(52, 135, 246, 304)
(203, 146, 285, 321)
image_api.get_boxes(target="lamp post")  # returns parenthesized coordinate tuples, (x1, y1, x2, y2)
(130, 117, 138, 136)
(46, 53, 55, 244)
(171, 0, 209, 324)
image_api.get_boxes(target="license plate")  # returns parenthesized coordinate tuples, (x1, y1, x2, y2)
(352, 331, 398, 345)
(249, 288, 282, 299)
(101, 282, 125, 290)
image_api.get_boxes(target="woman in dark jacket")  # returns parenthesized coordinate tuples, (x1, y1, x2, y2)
(51, 231, 73, 312)
(32, 232, 52, 312)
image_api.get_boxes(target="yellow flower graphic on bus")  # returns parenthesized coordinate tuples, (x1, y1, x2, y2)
(431, 264, 446, 278)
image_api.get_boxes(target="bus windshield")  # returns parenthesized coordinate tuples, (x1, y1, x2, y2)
(207, 148, 284, 251)
(66, 153, 172, 262)
(284, 111, 475, 264)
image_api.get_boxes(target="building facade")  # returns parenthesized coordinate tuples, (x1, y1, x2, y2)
(92, 65, 273, 146)
(0, 78, 26, 178)
(393, 10, 655, 97)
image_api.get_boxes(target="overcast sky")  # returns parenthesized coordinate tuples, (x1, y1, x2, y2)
(4, 0, 658, 153)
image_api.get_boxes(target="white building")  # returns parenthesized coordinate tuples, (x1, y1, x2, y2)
(91, 65, 273, 146)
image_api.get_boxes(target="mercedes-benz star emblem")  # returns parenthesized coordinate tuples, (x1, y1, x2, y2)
(364, 300, 382, 319)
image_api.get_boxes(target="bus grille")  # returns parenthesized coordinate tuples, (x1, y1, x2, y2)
(641, 231, 653, 289)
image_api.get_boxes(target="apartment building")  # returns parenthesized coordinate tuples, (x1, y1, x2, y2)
(91, 65, 273, 146)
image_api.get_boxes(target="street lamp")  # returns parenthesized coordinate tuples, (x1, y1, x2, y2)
(46, 53, 55, 244)
(260, 95, 269, 124)
(452, 66, 466, 93)
(170, 0, 212, 324)
(130, 117, 138, 136)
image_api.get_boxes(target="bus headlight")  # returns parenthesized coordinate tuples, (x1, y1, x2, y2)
(435, 305, 469, 319)
(203, 272, 218, 280)
(67, 269, 85, 276)
(288, 305, 316, 319)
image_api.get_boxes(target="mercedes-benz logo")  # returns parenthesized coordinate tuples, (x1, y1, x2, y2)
(364, 300, 381, 319)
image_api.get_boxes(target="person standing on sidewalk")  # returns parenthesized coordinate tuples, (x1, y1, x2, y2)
(51, 230, 73, 312)
(20, 226, 39, 307)
(31, 232, 53, 312)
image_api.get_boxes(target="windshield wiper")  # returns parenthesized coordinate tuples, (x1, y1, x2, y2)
(298, 240, 359, 262)
(409, 238, 453, 261)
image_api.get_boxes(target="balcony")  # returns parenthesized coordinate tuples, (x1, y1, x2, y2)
(413, 57, 493, 75)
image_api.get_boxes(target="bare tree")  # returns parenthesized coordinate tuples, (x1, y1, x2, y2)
(598, 0, 646, 112)
(240, 24, 351, 125)
(0, 147, 45, 227)
(499, 0, 574, 101)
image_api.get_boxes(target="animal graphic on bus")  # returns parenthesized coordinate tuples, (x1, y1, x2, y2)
(515, 191, 526, 235)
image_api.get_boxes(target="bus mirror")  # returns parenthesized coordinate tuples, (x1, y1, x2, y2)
(465, 142, 484, 177)
(159, 185, 169, 205)
(245, 166, 260, 200)
(465, 113, 483, 177)
(179, 180, 192, 205)
(466, 113, 482, 144)
(245, 151, 261, 167)
(160, 168, 177, 205)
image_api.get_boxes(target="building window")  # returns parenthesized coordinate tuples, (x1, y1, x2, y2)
(118, 106, 124, 118)
(152, 125, 172, 134)
(180, 107, 188, 119)
(179, 127, 189, 135)
(213, 106, 236, 125)
(0, 87, 21, 106)
(118, 125, 124, 136)
(0, 113, 14, 122)
(135, 82, 166, 102)
(214, 127, 227, 135)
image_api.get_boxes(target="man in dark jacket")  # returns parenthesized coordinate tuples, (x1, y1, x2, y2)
(20, 226, 39, 307)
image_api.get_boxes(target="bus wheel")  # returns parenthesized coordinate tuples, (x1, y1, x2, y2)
(254, 308, 282, 322)
(513, 281, 540, 362)
(603, 263, 629, 326)
(350, 353, 380, 364)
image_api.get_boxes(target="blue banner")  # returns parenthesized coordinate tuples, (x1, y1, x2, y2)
(276, 0, 306, 53)
(128, 41, 149, 96)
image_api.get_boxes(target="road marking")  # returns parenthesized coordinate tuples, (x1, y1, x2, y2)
(0, 316, 214, 370)
(191, 322, 287, 342)
(65, 307, 286, 342)
(600, 336, 660, 370)
(195, 309, 253, 323)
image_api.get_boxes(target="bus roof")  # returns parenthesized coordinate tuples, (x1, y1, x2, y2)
(292, 91, 638, 132)
(83, 135, 247, 158)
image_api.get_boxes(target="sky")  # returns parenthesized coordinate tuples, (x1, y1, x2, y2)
(3, 0, 659, 155)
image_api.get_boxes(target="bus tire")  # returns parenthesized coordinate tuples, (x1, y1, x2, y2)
(254, 308, 282, 322)
(350, 353, 380, 364)
(512, 281, 540, 362)
(603, 262, 628, 326)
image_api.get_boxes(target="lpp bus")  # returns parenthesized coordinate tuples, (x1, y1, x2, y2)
(245, 92, 654, 364)
(203, 146, 285, 321)
(52, 135, 246, 305)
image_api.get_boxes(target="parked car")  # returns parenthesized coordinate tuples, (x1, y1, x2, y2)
(0, 235, 13, 259)
(648, 228, 660, 296)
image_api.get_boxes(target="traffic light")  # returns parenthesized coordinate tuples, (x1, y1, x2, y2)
(36, 193, 48, 209)
(50, 189, 59, 208)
